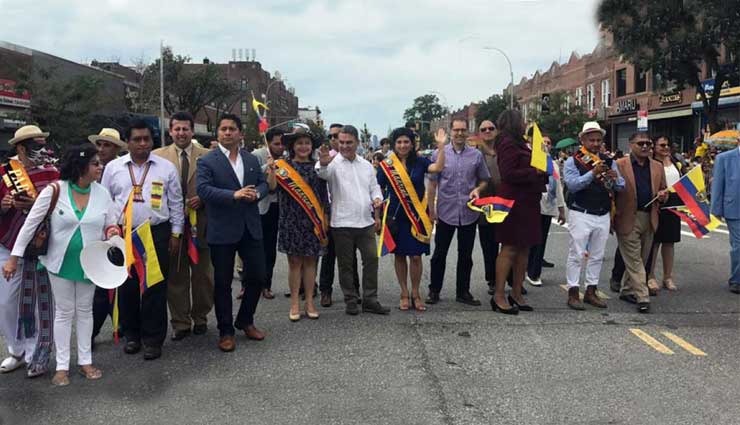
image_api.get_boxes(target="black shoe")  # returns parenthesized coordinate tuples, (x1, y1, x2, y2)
(487, 284, 494, 295)
(345, 302, 360, 316)
(490, 297, 519, 315)
(619, 294, 638, 304)
(426, 291, 440, 304)
(171, 329, 190, 341)
(509, 282, 528, 295)
(542, 260, 555, 268)
(730, 283, 740, 294)
(455, 293, 482, 306)
(637, 302, 650, 314)
(123, 340, 141, 355)
(143, 345, 162, 360)
(192, 324, 207, 335)
(362, 302, 390, 315)
(507, 295, 534, 312)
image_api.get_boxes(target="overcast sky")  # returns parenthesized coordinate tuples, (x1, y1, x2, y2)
(2, 0, 602, 136)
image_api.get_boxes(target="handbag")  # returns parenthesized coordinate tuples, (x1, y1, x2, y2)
(24, 182, 60, 259)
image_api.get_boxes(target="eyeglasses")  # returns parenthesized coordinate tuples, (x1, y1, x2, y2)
(328, 134, 339, 139)
(634, 141, 653, 148)
(452, 129, 467, 133)
(656, 143, 669, 148)
(480, 127, 496, 132)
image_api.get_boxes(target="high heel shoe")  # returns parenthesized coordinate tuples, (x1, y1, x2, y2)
(490, 297, 519, 315)
(508, 295, 533, 312)
(305, 307, 320, 320)
(289, 309, 301, 322)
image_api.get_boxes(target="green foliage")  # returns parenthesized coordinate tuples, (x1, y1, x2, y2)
(360, 123, 372, 145)
(528, 91, 591, 146)
(402, 94, 447, 123)
(475, 94, 515, 125)
(598, 0, 740, 132)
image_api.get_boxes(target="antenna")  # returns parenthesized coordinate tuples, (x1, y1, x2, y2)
(252, 49, 256, 61)
(232, 49, 236, 62)
(238, 49, 243, 61)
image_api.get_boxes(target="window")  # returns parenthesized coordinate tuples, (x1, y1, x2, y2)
(565, 94, 571, 113)
(241, 101, 248, 115)
(635, 65, 647, 93)
(575, 87, 583, 107)
(587, 84, 595, 111)
(240, 78, 247, 91)
(616, 69, 627, 97)
(601, 79, 611, 107)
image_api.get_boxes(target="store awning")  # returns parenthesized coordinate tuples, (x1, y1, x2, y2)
(692, 95, 740, 109)
(647, 108, 694, 121)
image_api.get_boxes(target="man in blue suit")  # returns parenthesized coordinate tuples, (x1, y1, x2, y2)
(711, 142, 740, 294)
(197, 114, 268, 351)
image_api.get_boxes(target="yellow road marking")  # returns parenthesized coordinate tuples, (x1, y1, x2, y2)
(558, 284, 610, 300)
(661, 332, 707, 356)
(629, 329, 674, 355)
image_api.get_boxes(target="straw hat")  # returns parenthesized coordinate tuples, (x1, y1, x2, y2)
(8, 125, 49, 145)
(88, 128, 126, 148)
(578, 121, 606, 138)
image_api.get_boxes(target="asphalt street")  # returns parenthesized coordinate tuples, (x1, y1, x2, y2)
(0, 220, 738, 425)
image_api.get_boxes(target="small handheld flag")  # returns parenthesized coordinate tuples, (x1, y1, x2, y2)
(667, 206, 720, 239)
(530, 123, 559, 179)
(186, 207, 199, 265)
(252, 93, 270, 134)
(467, 196, 515, 223)
(377, 199, 396, 257)
(669, 166, 710, 225)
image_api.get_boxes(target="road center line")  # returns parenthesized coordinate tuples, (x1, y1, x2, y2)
(629, 328, 675, 355)
(660, 332, 707, 356)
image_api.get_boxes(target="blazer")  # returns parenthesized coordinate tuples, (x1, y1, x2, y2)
(495, 135, 546, 201)
(153, 143, 209, 241)
(12, 181, 117, 273)
(711, 148, 740, 220)
(196, 147, 268, 244)
(614, 155, 666, 236)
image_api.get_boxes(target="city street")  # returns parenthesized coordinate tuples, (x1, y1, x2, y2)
(0, 221, 737, 425)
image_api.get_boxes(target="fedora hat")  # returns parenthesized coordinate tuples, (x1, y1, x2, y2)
(578, 122, 606, 139)
(283, 127, 321, 149)
(8, 125, 49, 145)
(88, 128, 126, 148)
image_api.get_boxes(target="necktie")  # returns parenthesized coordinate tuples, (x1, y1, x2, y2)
(180, 150, 189, 200)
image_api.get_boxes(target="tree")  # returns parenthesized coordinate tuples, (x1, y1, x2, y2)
(403, 94, 447, 124)
(360, 123, 372, 146)
(475, 94, 515, 125)
(528, 91, 591, 146)
(15, 65, 111, 149)
(140, 46, 237, 118)
(598, 0, 740, 132)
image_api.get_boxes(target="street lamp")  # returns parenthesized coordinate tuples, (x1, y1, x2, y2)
(482, 46, 515, 110)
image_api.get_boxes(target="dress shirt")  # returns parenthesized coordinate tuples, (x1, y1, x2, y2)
(174, 143, 193, 170)
(631, 155, 653, 210)
(316, 153, 382, 228)
(253, 147, 279, 215)
(563, 156, 625, 193)
(101, 153, 184, 233)
(664, 163, 681, 187)
(218, 142, 244, 186)
(431, 144, 491, 226)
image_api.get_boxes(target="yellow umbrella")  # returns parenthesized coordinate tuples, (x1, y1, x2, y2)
(706, 130, 739, 150)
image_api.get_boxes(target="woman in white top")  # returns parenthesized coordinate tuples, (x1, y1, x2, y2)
(2, 144, 120, 386)
(648, 136, 683, 292)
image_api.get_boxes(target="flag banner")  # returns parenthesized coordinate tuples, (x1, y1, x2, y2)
(669, 166, 711, 225)
(377, 199, 396, 257)
(530, 123, 559, 179)
(186, 207, 199, 265)
(131, 220, 165, 294)
(467, 196, 515, 223)
(667, 206, 720, 239)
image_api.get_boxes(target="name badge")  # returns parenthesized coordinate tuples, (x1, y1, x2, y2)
(151, 181, 164, 211)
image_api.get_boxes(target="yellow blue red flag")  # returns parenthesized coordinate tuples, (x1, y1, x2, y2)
(131, 220, 164, 293)
(669, 166, 710, 225)
(529, 123, 559, 179)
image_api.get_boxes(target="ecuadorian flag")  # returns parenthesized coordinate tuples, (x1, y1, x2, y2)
(377, 199, 396, 257)
(529, 123, 559, 180)
(670, 166, 710, 225)
(131, 220, 165, 293)
(667, 207, 721, 239)
(467, 196, 515, 223)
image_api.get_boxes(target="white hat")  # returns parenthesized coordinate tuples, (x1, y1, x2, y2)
(88, 128, 127, 148)
(80, 235, 128, 289)
(8, 125, 49, 145)
(578, 122, 606, 139)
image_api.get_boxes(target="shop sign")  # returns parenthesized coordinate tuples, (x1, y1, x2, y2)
(697, 79, 740, 100)
(0, 79, 31, 108)
(660, 92, 682, 105)
(637, 110, 649, 131)
(616, 98, 638, 113)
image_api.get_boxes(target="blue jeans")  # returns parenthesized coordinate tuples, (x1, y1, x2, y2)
(727, 219, 740, 284)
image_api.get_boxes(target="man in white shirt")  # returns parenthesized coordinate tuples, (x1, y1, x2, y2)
(101, 119, 184, 360)
(316, 125, 389, 315)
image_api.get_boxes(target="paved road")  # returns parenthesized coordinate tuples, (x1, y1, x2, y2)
(0, 221, 737, 425)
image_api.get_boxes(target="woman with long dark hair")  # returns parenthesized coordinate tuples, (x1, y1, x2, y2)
(491, 110, 546, 314)
(3, 143, 120, 386)
(376, 127, 445, 311)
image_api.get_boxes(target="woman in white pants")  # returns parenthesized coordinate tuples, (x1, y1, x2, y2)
(3, 144, 119, 386)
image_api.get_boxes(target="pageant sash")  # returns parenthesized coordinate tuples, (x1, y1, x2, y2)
(378, 153, 432, 244)
(275, 160, 328, 247)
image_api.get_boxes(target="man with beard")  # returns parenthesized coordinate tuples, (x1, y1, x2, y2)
(0, 125, 59, 377)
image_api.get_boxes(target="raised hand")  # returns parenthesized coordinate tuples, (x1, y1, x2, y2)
(318, 144, 331, 166)
(434, 128, 447, 146)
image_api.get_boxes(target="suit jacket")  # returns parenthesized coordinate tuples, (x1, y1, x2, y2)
(711, 148, 740, 220)
(153, 143, 210, 241)
(196, 147, 267, 244)
(615, 155, 666, 236)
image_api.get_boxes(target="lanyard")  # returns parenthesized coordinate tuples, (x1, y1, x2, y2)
(128, 162, 151, 203)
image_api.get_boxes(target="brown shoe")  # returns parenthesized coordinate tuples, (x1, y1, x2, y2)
(218, 336, 235, 352)
(244, 325, 265, 341)
(567, 287, 585, 310)
(320, 292, 332, 307)
(647, 278, 660, 296)
(583, 286, 607, 308)
(262, 289, 275, 299)
(663, 278, 677, 291)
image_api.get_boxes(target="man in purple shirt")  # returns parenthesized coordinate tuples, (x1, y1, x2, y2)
(427, 119, 491, 305)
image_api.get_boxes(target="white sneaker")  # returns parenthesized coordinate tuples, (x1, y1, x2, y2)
(526, 275, 543, 287)
(0, 355, 25, 373)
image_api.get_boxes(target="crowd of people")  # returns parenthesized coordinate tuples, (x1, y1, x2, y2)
(0, 107, 738, 387)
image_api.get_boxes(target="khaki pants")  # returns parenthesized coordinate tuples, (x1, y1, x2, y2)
(617, 212, 654, 303)
(167, 244, 214, 331)
(332, 226, 378, 305)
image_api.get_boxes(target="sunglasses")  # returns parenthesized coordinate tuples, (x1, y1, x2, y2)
(480, 127, 496, 132)
(328, 134, 339, 139)
(452, 129, 467, 133)
(656, 143, 669, 148)
(634, 141, 653, 148)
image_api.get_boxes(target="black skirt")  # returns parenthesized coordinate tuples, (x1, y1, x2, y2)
(654, 193, 682, 244)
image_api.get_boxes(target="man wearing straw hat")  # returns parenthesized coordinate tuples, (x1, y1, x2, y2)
(88, 127, 127, 347)
(153, 112, 213, 341)
(0, 125, 59, 377)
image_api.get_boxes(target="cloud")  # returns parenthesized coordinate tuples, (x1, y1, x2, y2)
(1, 0, 601, 135)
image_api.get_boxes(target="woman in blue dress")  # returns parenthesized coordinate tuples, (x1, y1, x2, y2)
(377, 127, 446, 311)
